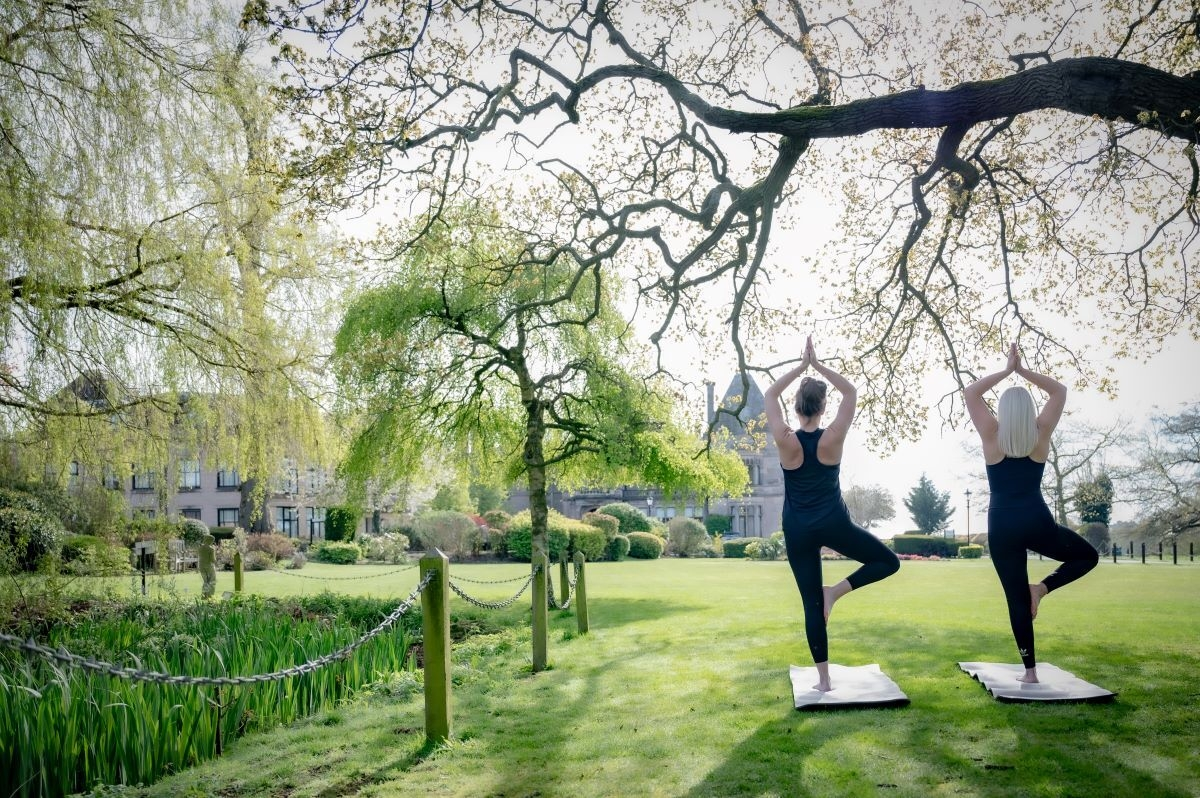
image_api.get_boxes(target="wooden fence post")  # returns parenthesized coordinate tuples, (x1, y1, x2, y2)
(1141, 542, 1146, 564)
(233, 552, 243, 594)
(1173, 540, 1178, 565)
(558, 553, 570, 607)
(532, 551, 548, 673)
(1159, 541, 1164, 561)
(573, 551, 589, 635)
(420, 549, 452, 743)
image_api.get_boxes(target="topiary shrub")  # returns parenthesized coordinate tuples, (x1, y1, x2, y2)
(313, 541, 361, 564)
(504, 510, 571, 562)
(892, 534, 961, 557)
(667, 517, 711, 557)
(627, 531, 664, 559)
(583, 511, 619, 540)
(704, 513, 732, 535)
(570, 525, 607, 563)
(180, 518, 209, 548)
(722, 537, 756, 559)
(412, 510, 480, 557)
(325, 506, 359, 542)
(246, 533, 296, 562)
(596, 502, 652, 536)
(605, 533, 630, 561)
(958, 544, 984, 559)
(745, 531, 785, 560)
(482, 509, 511, 531)
(0, 501, 66, 571)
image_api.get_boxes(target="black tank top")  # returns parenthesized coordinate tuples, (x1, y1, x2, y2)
(985, 456, 1047, 509)
(782, 428, 842, 519)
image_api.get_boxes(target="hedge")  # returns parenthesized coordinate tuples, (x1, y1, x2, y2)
(325, 506, 359, 542)
(605, 534, 630, 561)
(582, 511, 619, 540)
(722, 537, 756, 558)
(570, 525, 608, 563)
(892, 534, 962, 557)
(312, 541, 361, 564)
(627, 531, 664, 559)
(0, 504, 66, 571)
(958, 544, 984, 559)
(595, 502, 652, 535)
(504, 510, 571, 562)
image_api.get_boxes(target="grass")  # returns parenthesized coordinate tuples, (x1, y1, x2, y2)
(74, 558, 1200, 797)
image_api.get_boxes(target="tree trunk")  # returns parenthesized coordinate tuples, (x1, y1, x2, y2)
(524, 395, 550, 558)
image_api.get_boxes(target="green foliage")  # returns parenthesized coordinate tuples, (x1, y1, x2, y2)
(583, 511, 619, 539)
(596, 502, 652, 535)
(1077, 522, 1110, 555)
(360, 532, 411, 563)
(903, 474, 954, 535)
(957, 544, 984, 559)
(0, 505, 66, 572)
(892, 534, 961, 557)
(722, 538, 756, 559)
(569, 525, 607, 563)
(667, 517, 711, 557)
(412, 511, 481, 557)
(482, 509, 511, 530)
(704, 514, 732, 535)
(504, 510, 571, 562)
(180, 518, 209, 547)
(605, 534, 630, 561)
(744, 531, 785, 561)
(324, 506, 359, 543)
(246, 533, 296, 561)
(626, 531, 664, 559)
(430, 482, 474, 513)
(209, 526, 238, 542)
(312, 541, 361, 564)
(1073, 474, 1114, 525)
(60, 535, 131, 575)
(470, 483, 507, 514)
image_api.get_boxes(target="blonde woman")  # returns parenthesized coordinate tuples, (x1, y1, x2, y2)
(765, 336, 899, 692)
(964, 344, 1099, 683)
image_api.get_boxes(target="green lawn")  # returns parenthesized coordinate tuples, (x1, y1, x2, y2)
(113, 558, 1198, 798)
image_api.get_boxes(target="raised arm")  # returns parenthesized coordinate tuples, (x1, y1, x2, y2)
(808, 339, 857, 446)
(963, 343, 1017, 443)
(764, 347, 810, 467)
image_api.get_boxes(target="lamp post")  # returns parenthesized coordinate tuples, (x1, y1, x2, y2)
(646, 494, 654, 520)
(964, 489, 973, 546)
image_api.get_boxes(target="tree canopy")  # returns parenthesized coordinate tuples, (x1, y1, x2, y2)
(254, 0, 1200, 446)
(904, 473, 954, 534)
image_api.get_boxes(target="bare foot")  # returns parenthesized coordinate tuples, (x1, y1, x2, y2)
(814, 661, 833, 692)
(1017, 668, 1039, 683)
(822, 580, 852, 622)
(813, 680, 834, 692)
(1029, 582, 1049, 619)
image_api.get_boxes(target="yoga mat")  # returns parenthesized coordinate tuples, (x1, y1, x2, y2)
(789, 663, 910, 710)
(958, 661, 1116, 703)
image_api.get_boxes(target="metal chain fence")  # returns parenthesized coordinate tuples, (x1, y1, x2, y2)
(0, 570, 434, 687)
(270, 562, 419, 581)
(448, 571, 536, 610)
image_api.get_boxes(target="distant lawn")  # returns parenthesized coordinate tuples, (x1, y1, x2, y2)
(107, 558, 1198, 798)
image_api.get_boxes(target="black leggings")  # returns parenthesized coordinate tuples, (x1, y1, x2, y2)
(783, 506, 900, 663)
(988, 505, 1099, 668)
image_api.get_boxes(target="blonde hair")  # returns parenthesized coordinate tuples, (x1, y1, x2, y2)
(997, 386, 1038, 458)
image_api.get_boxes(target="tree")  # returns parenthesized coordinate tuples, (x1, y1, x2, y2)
(842, 484, 896, 530)
(1073, 473, 1115, 526)
(1044, 420, 1127, 525)
(1122, 404, 1200, 541)
(331, 205, 746, 560)
(904, 474, 954, 535)
(256, 0, 1200, 444)
(2, 2, 334, 514)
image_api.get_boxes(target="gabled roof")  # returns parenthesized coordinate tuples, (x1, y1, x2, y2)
(713, 374, 767, 438)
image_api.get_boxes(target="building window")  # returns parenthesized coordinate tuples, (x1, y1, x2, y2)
(217, 467, 239, 490)
(306, 467, 326, 494)
(308, 507, 326, 541)
(133, 506, 156, 519)
(276, 459, 298, 495)
(217, 507, 239, 527)
(132, 468, 155, 492)
(178, 459, 201, 491)
(742, 457, 761, 486)
(101, 467, 121, 490)
(275, 505, 299, 537)
(180, 508, 203, 521)
(67, 460, 80, 487)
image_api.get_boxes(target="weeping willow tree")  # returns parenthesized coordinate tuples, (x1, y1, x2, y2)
(332, 204, 747, 556)
(0, 1, 337, 520)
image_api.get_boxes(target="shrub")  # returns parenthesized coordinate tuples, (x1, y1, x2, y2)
(504, 510, 571, 562)
(704, 513, 732, 535)
(746, 531, 785, 560)
(605, 534, 630, 561)
(180, 518, 208, 547)
(60, 534, 130, 575)
(313, 541, 361, 564)
(583, 511, 619, 540)
(246, 533, 296, 561)
(487, 527, 508, 558)
(243, 550, 276, 571)
(360, 532, 411, 563)
(482, 509, 511, 531)
(289, 551, 307, 569)
(722, 537, 756, 559)
(209, 526, 238, 542)
(325, 506, 359, 542)
(0, 504, 66, 571)
(570, 525, 607, 563)
(627, 531, 664, 559)
(709, 533, 725, 558)
(892, 534, 962, 557)
(412, 510, 480, 557)
(958, 544, 984, 559)
(596, 502, 652, 535)
(667, 517, 711, 557)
